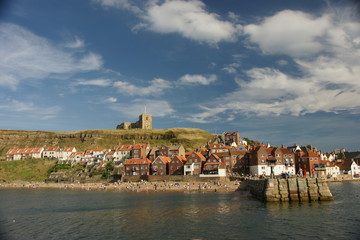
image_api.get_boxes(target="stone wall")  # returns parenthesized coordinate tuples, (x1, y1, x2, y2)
(247, 178, 334, 202)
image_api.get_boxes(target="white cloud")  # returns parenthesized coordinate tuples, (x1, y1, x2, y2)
(222, 62, 241, 74)
(0, 99, 61, 120)
(93, 0, 143, 14)
(178, 74, 217, 85)
(0, 23, 103, 90)
(104, 97, 117, 103)
(109, 99, 175, 118)
(244, 10, 331, 57)
(74, 78, 113, 87)
(276, 59, 288, 66)
(141, 0, 240, 45)
(113, 78, 172, 96)
(184, 106, 226, 123)
(64, 36, 85, 49)
(188, 6, 360, 122)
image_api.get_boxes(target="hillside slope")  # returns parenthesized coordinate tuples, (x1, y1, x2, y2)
(0, 128, 214, 156)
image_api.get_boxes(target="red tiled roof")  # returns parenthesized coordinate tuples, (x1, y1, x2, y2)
(187, 152, 206, 161)
(307, 151, 319, 158)
(124, 158, 151, 165)
(155, 156, 172, 164)
(43, 146, 60, 151)
(62, 147, 75, 152)
(171, 155, 187, 164)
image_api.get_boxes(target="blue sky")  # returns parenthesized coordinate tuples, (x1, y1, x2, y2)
(0, 0, 359, 152)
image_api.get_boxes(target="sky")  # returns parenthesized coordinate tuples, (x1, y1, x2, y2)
(0, 0, 359, 152)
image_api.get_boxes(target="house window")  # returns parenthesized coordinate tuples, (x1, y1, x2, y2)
(261, 160, 265, 163)
(261, 154, 265, 157)
(261, 166, 266, 170)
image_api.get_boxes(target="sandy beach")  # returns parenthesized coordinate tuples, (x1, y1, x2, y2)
(0, 180, 242, 193)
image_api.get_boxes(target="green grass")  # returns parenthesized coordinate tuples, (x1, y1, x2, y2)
(0, 128, 214, 155)
(0, 159, 57, 182)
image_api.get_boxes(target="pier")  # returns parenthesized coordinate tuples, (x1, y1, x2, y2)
(246, 178, 334, 202)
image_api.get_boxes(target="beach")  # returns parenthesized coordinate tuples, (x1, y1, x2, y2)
(0, 180, 242, 193)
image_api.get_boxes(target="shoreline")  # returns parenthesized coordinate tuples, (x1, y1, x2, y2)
(0, 180, 242, 193)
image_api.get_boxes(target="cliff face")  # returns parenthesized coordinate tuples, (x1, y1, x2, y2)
(0, 128, 214, 156)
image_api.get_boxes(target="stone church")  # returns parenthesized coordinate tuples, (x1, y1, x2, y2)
(117, 113, 152, 130)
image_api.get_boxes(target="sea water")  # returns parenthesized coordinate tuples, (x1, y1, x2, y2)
(0, 182, 359, 240)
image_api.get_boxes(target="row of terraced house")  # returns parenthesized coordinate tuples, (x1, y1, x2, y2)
(5, 131, 360, 178)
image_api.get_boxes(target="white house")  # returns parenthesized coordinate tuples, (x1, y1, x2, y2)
(58, 147, 77, 161)
(325, 162, 340, 176)
(114, 145, 132, 162)
(42, 146, 61, 159)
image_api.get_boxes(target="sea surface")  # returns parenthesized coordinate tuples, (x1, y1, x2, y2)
(0, 182, 359, 240)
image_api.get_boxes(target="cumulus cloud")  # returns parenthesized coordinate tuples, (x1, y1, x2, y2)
(178, 74, 217, 85)
(0, 23, 103, 90)
(109, 99, 175, 118)
(113, 78, 172, 96)
(95, 0, 240, 45)
(143, 0, 240, 44)
(188, 6, 360, 122)
(244, 10, 331, 57)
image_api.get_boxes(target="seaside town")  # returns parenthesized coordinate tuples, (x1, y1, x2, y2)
(3, 114, 360, 184)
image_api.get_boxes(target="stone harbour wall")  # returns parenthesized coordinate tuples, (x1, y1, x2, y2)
(247, 178, 334, 202)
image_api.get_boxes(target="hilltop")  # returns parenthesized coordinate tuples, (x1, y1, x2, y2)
(0, 128, 214, 156)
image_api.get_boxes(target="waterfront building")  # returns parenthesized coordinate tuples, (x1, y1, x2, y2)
(151, 156, 171, 175)
(184, 152, 206, 175)
(201, 154, 226, 176)
(169, 155, 187, 175)
(124, 158, 152, 176)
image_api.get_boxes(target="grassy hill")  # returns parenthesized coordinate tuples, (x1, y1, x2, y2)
(0, 159, 57, 182)
(0, 128, 214, 156)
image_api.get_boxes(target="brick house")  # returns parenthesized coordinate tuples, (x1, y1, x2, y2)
(215, 151, 232, 172)
(169, 155, 187, 175)
(230, 150, 249, 174)
(131, 144, 150, 159)
(151, 156, 171, 175)
(297, 149, 323, 177)
(279, 148, 296, 175)
(124, 158, 152, 176)
(184, 152, 206, 175)
(202, 154, 226, 176)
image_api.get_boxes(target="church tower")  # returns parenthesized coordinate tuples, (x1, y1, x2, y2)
(138, 114, 152, 129)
